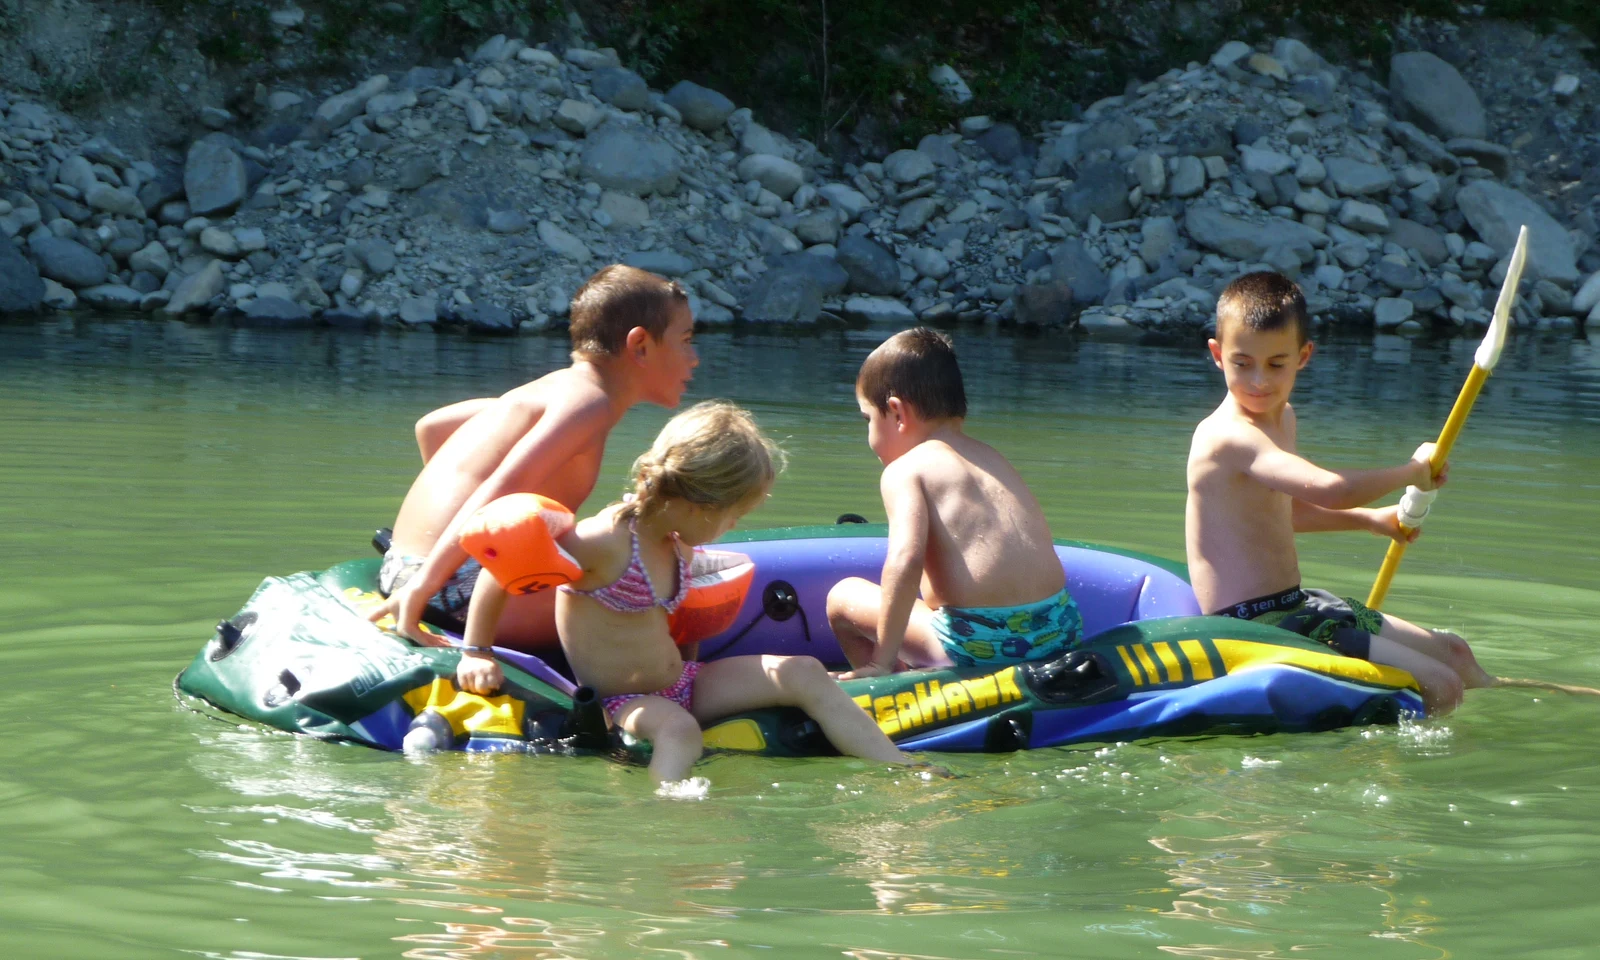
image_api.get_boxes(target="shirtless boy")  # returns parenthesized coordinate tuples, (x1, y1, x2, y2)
(367, 265, 698, 647)
(1186, 271, 1494, 714)
(826, 328, 1082, 678)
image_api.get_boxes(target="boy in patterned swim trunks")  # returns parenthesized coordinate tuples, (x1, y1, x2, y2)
(826, 328, 1083, 677)
(1186, 272, 1495, 715)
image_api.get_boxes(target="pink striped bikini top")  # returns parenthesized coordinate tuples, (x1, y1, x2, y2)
(560, 518, 690, 614)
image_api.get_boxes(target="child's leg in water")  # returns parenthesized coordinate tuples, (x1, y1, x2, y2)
(691, 655, 907, 765)
(1377, 612, 1496, 689)
(611, 696, 705, 784)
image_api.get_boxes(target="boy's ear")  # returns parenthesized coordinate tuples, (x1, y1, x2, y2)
(1207, 338, 1224, 369)
(1297, 340, 1315, 369)
(885, 395, 907, 428)
(623, 325, 651, 359)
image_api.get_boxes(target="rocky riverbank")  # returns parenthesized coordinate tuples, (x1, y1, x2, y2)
(2, 15, 1599, 338)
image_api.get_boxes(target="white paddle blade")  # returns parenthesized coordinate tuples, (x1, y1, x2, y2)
(1477, 225, 1529, 371)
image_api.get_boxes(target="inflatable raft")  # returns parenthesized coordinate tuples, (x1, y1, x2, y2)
(177, 524, 1425, 756)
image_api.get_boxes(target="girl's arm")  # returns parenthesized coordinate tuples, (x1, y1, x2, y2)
(456, 570, 507, 695)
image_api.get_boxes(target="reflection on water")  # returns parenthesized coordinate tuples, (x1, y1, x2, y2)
(2, 319, 1599, 958)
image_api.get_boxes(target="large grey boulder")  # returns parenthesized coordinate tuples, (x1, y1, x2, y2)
(770, 253, 848, 297)
(590, 68, 652, 111)
(580, 126, 681, 196)
(1049, 240, 1109, 305)
(1389, 52, 1487, 141)
(1185, 205, 1326, 262)
(622, 251, 696, 276)
(77, 285, 144, 310)
(28, 234, 107, 288)
(164, 260, 225, 315)
(1063, 161, 1130, 224)
(1456, 181, 1578, 285)
(184, 137, 248, 216)
(741, 265, 824, 324)
(315, 75, 391, 129)
(239, 296, 315, 327)
(1387, 219, 1449, 268)
(735, 154, 805, 200)
(0, 238, 45, 314)
(1323, 158, 1395, 197)
(834, 236, 900, 295)
(665, 81, 735, 131)
(883, 149, 936, 184)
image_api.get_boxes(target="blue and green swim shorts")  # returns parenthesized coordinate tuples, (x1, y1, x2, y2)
(930, 586, 1085, 668)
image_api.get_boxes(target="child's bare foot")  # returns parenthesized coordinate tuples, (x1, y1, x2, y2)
(904, 759, 958, 779)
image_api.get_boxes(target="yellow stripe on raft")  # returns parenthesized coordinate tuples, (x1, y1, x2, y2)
(402, 678, 525, 737)
(1178, 639, 1215, 680)
(1211, 639, 1419, 691)
(1133, 644, 1162, 683)
(702, 718, 768, 751)
(1116, 645, 1146, 685)
(1152, 642, 1186, 684)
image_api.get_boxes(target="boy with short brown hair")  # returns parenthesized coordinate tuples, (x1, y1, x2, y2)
(1186, 271, 1494, 714)
(368, 264, 699, 647)
(826, 328, 1081, 678)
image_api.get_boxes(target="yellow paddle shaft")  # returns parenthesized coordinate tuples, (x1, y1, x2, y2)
(1365, 363, 1492, 610)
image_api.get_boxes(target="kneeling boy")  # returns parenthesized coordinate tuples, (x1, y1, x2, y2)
(1186, 271, 1494, 714)
(827, 328, 1081, 678)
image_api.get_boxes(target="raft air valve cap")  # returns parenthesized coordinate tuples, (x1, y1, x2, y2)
(403, 710, 455, 753)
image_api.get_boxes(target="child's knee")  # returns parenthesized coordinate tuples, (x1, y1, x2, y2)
(655, 710, 705, 753)
(773, 655, 830, 693)
(1433, 630, 1473, 666)
(1417, 661, 1464, 709)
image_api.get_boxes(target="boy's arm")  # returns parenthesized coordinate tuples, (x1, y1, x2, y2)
(416, 398, 495, 464)
(1294, 501, 1422, 545)
(1247, 441, 1443, 510)
(859, 465, 930, 677)
(370, 398, 611, 641)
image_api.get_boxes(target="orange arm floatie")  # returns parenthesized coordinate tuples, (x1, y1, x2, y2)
(668, 549, 755, 646)
(459, 493, 582, 595)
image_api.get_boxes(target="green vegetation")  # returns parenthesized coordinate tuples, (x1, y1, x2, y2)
(22, 0, 1593, 137)
(578, 0, 1597, 149)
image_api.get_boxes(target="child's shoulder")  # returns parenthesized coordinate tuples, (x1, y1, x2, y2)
(1192, 402, 1280, 459)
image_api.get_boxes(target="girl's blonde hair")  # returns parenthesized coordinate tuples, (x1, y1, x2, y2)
(619, 401, 785, 520)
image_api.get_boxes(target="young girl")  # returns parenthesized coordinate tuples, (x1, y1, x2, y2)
(453, 401, 911, 785)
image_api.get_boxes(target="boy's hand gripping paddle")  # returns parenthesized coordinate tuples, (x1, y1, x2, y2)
(1365, 225, 1528, 610)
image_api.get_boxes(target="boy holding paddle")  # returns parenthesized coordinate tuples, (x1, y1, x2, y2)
(1186, 272, 1495, 714)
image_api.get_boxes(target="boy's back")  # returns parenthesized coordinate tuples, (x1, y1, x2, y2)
(389, 369, 611, 561)
(895, 432, 1062, 610)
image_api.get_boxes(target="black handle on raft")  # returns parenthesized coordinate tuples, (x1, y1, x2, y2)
(697, 579, 810, 661)
(835, 513, 869, 524)
(207, 611, 257, 662)
(561, 686, 612, 752)
(1023, 650, 1123, 705)
(372, 527, 394, 555)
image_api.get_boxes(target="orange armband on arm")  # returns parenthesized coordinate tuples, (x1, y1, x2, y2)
(668, 549, 756, 646)
(459, 493, 582, 595)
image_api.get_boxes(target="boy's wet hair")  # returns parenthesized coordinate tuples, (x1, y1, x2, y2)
(620, 401, 786, 521)
(856, 327, 968, 420)
(1216, 271, 1311, 344)
(568, 264, 689, 357)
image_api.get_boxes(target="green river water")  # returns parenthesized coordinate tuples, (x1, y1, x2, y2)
(3, 319, 1599, 959)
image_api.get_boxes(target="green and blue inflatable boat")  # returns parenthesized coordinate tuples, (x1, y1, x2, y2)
(177, 524, 1425, 756)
